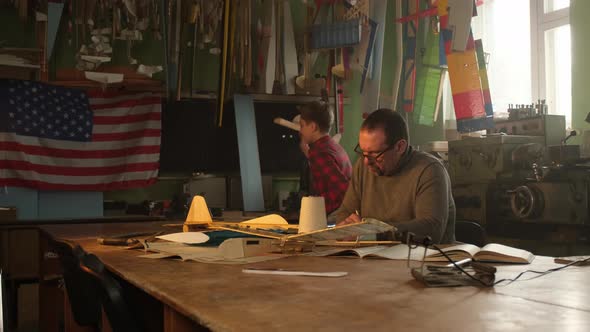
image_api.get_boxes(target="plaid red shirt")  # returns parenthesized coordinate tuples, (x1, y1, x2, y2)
(307, 135, 352, 213)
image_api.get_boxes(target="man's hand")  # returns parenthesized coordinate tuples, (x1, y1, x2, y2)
(336, 213, 362, 241)
(299, 140, 310, 158)
(336, 213, 361, 226)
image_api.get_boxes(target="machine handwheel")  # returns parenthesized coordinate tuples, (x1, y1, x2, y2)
(509, 185, 542, 219)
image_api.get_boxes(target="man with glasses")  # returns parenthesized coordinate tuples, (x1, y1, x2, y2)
(333, 109, 455, 244)
(299, 101, 352, 213)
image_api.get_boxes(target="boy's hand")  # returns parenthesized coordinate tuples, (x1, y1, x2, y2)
(299, 140, 310, 158)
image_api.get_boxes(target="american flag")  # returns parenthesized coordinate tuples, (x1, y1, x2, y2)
(0, 79, 161, 191)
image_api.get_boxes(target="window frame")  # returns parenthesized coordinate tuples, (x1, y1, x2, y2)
(530, 0, 570, 103)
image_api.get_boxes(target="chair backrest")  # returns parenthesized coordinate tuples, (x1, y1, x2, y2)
(455, 220, 487, 247)
(79, 253, 140, 332)
(52, 239, 140, 332)
(51, 239, 102, 328)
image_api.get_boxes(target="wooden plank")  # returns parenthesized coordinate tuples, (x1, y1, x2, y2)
(447, 0, 474, 52)
(361, 0, 387, 112)
(400, 0, 419, 112)
(282, 0, 298, 95)
(256, 0, 273, 93)
(233, 95, 265, 212)
(216, 0, 232, 127)
(164, 305, 206, 332)
(264, 0, 276, 94)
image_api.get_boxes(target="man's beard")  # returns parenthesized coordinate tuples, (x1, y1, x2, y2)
(368, 164, 384, 176)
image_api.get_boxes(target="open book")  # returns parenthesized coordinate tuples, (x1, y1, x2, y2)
(426, 243, 535, 264)
(312, 243, 535, 264)
(309, 245, 437, 260)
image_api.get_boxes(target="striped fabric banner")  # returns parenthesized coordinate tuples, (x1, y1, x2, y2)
(0, 81, 161, 191)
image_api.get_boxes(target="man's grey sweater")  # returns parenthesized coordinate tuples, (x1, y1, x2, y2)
(333, 148, 456, 244)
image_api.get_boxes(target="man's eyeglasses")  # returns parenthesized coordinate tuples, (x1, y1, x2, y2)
(354, 144, 395, 163)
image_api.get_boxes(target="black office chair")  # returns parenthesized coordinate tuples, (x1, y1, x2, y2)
(52, 240, 102, 329)
(79, 252, 140, 332)
(52, 239, 140, 332)
(455, 220, 487, 247)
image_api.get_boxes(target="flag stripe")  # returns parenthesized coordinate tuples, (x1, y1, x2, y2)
(0, 170, 158, 185)
(93, 112, 161, 125)
(0, 133, 160, 150)
(0, 141, 160, 159)
(92, 129, 161, 142)
(93, 120, 161, 134)
(0, 177, 157, 191)
(0, 160, 159, 176)
(92, 103, 161, 116)
(2, 150, 159, 166)
(1, 168, 158, 184)
(0, 169, 158, 184)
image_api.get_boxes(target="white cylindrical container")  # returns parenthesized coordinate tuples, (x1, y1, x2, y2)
(298, 196, 327, 233)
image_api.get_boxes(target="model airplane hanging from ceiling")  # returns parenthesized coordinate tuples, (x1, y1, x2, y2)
(397, 0, 493, 133)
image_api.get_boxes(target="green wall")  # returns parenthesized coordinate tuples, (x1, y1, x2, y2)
(571, 0, 590, 139)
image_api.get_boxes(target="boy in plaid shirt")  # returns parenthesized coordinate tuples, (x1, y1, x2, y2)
(299, 101, 352, 213)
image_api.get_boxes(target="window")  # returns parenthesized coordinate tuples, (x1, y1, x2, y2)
(532, 0, 571, 127)
(544, 0, 570, 13)
(443, 0, 571, 131)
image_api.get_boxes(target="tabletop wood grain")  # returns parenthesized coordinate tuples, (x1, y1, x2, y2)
(41, 222, 590, 332)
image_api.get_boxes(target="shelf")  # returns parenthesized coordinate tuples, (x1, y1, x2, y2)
(0, 47, 43, 70)
(273, 176, 300, 181)
(242, 93, 327, 104)
(0, 62, 40, 69)
(50, 79, 165, 92)
(181, 91, 350, 105)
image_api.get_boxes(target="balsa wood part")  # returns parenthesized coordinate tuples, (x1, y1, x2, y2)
(214, 218, 393, 243)
(183, 198, 297, 233)
(155, 232, 210, 245)
(242, 268, 348, 277)
(184, 196, 212, 224)
(241, 214, 289, 225)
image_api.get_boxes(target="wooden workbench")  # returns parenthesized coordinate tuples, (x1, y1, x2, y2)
(40, 222, 590, 331)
